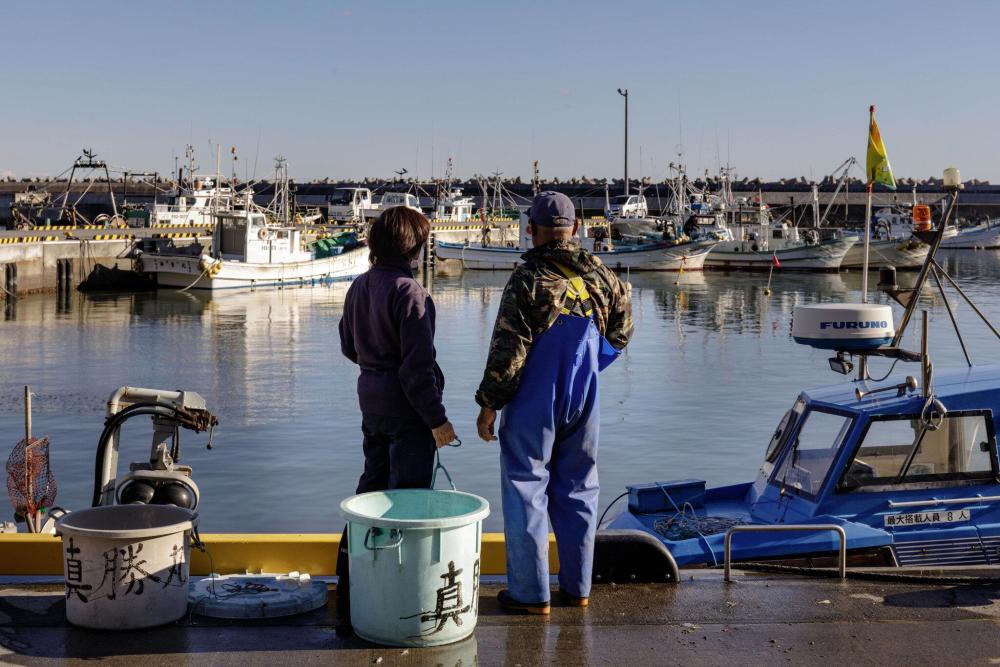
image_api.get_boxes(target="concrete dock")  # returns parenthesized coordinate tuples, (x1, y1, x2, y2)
(1, 572, 1000, 665)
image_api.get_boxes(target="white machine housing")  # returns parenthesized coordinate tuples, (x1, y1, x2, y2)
(792, 303, 895, 351)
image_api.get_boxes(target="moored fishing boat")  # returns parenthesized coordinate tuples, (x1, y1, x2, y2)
(701, 194, 857, 272)
(940, 221, 1000, 249)
(705, 226, 858, 272)
(434, 214, 718, 271)
(840, 237, 928, 269)
(606, 167, 1000, 571)
(436, 236, 717, 271)
(138, 210, 367, 290)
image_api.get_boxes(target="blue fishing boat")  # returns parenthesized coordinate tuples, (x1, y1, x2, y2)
(607, 168, 1000, 570)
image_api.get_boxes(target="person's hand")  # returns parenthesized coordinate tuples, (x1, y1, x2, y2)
(477, 407, 498, 442)
(431, 421, 458, 449)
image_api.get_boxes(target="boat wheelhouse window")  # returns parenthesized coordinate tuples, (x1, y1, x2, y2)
(218, 216, 247, 254)
(765, 398, 806, 463)
(772, 229, 783, 239)
(771, 408, 854, 498)
(840, 412, 997, 491)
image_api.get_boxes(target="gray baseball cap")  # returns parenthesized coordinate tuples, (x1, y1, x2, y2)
(528, 191, 576, 228)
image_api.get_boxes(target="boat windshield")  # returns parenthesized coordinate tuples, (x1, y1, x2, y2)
(765, 399, 806, 463)
(840, 412, 997, 491)
(330, 190, 354, 205)
(772, 408, 854, 498)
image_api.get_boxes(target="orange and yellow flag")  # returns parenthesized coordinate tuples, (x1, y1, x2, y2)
(866, 105, 896, 190)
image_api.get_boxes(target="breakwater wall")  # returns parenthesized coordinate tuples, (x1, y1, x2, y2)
(6, 181, 1000, 227)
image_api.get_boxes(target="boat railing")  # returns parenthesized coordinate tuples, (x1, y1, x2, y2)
(887, 494, 1000, 508)
(723, 523, 847, 581)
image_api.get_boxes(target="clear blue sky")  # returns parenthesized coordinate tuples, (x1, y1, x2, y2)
(3, 0, 999, 182)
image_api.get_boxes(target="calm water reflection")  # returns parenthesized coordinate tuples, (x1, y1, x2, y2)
(2, 252, 1000, 531)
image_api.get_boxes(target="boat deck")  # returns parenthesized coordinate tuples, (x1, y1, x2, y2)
(2, 570, 1000, 665)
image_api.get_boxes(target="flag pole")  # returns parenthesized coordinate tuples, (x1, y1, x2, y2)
(862, 181, 872, 304)
(862, 104, 875, 305)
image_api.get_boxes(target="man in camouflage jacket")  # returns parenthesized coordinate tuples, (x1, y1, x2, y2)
(474, 240, 633, 410)
(476, 192, 633, 614)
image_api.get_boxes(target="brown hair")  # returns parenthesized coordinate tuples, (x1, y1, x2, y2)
(368, 206, 430, 265)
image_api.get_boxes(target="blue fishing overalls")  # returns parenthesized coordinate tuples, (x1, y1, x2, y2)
(498, 262, 620, 603)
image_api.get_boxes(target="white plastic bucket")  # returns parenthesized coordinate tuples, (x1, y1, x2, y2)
(55, 505, 197, 629)
(340, 489, 489, 647)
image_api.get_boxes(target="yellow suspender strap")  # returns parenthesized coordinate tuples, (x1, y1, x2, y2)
(550, 261, 594, 317)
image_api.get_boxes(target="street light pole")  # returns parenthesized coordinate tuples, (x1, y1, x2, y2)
(617, 88, 628, 197)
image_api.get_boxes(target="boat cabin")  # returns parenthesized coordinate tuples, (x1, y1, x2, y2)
(151, 177, 237, 226)
(213, 212, 310, 264)
(435, 189, 475, 222)
(613, 365, 1000, 568)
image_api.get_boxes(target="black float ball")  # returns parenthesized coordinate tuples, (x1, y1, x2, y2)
(152, 482, 194, 509)
(119, 480, 156, 505)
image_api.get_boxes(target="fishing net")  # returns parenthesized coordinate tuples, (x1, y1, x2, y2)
(6, 437, 57, 518)
(653, 513, 745, 541)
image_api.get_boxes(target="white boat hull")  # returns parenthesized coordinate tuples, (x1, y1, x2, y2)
(705, 236, 856, 272)
(841, 239, 929, 269)
(434, 240, 717, 271)
(940, 224, 1000, 249)
(139, 248, 368, 290)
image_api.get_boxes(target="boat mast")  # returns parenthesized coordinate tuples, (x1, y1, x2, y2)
(185, 144, 195, 189)
(811, 183, 819, 228)
(214, 143, 221, 217)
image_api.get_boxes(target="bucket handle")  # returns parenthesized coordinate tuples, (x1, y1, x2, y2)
(364, 527, 404, 551)
(430, 438, 461, 491)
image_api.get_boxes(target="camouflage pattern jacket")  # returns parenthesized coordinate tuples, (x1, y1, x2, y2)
(475, 240, 634, 410)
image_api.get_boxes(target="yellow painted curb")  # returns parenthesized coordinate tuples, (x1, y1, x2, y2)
(0, 532, 558, 577)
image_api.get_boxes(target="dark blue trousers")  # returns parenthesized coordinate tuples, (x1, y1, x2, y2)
(337, 413, 436, 623)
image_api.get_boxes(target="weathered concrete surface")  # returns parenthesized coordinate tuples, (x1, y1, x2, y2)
(0, 233, 210, 296)
(0, 573, 999, 665)
(0, 240, 133, 295)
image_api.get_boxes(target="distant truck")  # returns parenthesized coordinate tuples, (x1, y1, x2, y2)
(605, 194, 649, 220)
(328, 188, 375, 222)
(328, 189, 423, 222)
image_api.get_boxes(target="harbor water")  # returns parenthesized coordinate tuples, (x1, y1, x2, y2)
(2, 251, 1000, 532)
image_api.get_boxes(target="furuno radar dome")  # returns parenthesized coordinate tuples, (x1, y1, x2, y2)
(792, 303, 894, 351)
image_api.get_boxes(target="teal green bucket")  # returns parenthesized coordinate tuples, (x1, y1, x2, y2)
(340, 489, 490, 647)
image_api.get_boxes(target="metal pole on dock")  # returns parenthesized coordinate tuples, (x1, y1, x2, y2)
(24, 386, 31, 444)
(618, 88, 629, 197)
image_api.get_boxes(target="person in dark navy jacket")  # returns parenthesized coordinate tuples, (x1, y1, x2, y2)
(336, 206, 457, 632)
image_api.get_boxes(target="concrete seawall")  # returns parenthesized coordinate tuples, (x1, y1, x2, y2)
(0, 232, 209, 298)
(0, 238, 134, 297)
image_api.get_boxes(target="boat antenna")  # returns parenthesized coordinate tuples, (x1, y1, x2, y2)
(252, 128, 261, 181)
